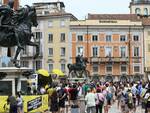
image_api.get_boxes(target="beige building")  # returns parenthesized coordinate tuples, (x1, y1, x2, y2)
(129, 0, 150, 80)
(20, 1, 77, 75)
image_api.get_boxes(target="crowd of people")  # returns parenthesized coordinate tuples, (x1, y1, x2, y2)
(46, 80, 150, 113)
(6, 80, 150, 113)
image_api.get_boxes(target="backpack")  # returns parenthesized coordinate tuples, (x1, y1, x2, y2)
(97, 94, 104, 106)
(106, 92, 113, 100)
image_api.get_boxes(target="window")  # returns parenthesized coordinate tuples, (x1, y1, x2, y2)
(133, 35, 139, 41)
(48, 34, 53, 43)
(134, 66, 140, 73)
(0, 81, 12, 95)
(48, 64, 53, 72)
(48, 48, 53, 56)
(120, 35, 126, 42)
(120, 47, 126, 57)
(148, 44, 150, 52)
(92, 47, 98, 57)
(148, 31, 150, 36)
(35, 61, 42, 70)
(106, 65, 112, 73)
(48, 21, 53, 27)
(77, 47, 83, 55)
(60, 20, 65, 27)
(21, 61, 29, 67)
(36, 32, 42, 39)
(106, 35, 111, 42)
(61, 64, 65, 72)
(105, 47, 112, 57)
(77, 35, 83, 41)
(60, 33, 65, 42)
(92, 35, 98, 41)
(60, 47, 65, 56)
(144, 8, 148, 16)
(93, 63, 98, 72)
(135, 8, 141, 15)
(134, 47, 139, 57)
(121, 65, 127, 73)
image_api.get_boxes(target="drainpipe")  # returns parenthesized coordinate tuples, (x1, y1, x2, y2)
(128, 26, 131, 81)
(142, 26, 146, 81)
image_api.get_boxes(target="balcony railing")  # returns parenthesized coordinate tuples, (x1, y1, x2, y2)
(20, 52, 43, 58)
(131, 1, 150, 5)
(89, 57, 129, 63)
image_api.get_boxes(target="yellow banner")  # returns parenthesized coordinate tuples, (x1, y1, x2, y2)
(0, 96, 9, 113)
(0, 95, 48, 113)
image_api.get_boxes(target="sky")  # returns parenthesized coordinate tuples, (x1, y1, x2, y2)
(21, 0, 131, 19)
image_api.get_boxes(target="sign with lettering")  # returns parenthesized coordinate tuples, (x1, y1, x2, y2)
(27, 96, 42, 112)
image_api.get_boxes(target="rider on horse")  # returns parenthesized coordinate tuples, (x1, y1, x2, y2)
(75, 54, 86, 69)
(0, 0, 14, 26)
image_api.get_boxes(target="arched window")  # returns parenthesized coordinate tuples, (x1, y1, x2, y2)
(135, 8, 141, 15)
(144, 8, 148, 16)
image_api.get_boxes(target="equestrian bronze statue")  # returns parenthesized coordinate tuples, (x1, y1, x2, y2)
(0, 1, 39, 67)
(67, 55, 89, 78)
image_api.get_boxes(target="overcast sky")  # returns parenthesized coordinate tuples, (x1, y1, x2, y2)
(21, 0, 131, 19)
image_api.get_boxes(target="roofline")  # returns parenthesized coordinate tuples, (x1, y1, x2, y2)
(33, 1, 65, 7)
(37, 13, 78, 20)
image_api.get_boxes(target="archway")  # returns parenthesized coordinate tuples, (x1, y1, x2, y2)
(120, 75, 128, 83)
(133, 74, 141, 82)
(92, 74, 100, 82)
(105, 75, 113, 82)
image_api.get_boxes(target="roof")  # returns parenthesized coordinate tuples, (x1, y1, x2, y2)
(33, 1, 65, 7)
(38, 12, 78, 20)
(88, 14, 140, 21)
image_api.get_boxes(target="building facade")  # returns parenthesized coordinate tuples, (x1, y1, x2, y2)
(20, 1, 77, 75)
(70, 16, 144, 81)
(129, 0, 150, 80)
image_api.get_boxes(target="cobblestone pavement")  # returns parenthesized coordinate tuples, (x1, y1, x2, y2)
(45, 100, 145, 113)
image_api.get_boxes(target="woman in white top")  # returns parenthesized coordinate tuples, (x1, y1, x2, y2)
(16, 92, 23, 113)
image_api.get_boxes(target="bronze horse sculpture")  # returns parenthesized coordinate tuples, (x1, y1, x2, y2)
(67, 55, 89, 78)
(0, 5, 39, 67)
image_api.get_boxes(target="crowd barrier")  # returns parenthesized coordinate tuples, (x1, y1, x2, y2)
(0, 94, 48, 113)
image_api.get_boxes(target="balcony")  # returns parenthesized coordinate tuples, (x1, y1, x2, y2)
(90, 57, 128, 63)
(20, 52, 43, 58)
(130, 0, 150, 5)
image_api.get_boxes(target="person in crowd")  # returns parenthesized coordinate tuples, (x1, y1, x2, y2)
(116, 87, 123, 109)
(82, 81, 90, 96)
(50, 90, 59, 113)
(7, 94, 17, 113)
(85, 88, 96, 113)
(58, 84, 67, 113)
(40, 86, 46, 94)
(102, 85, 109, 113)
(69, 84, 79, 106)
(127, 89, 134, 113)
(96, 89, 104, 113)
(131, 83, 137, 112)
(16, 92, 23, 113)
(142, 83, 150, 113)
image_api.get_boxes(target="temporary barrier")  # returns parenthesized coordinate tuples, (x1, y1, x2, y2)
(0, 94, 48, 113)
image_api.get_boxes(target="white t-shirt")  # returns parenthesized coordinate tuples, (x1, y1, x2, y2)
(85, 92, 96, 107)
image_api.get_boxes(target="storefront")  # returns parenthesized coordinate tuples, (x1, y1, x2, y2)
(0, 67, 32, 95)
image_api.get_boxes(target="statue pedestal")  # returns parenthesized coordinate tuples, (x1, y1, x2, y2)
(68, 77, 88, 83)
